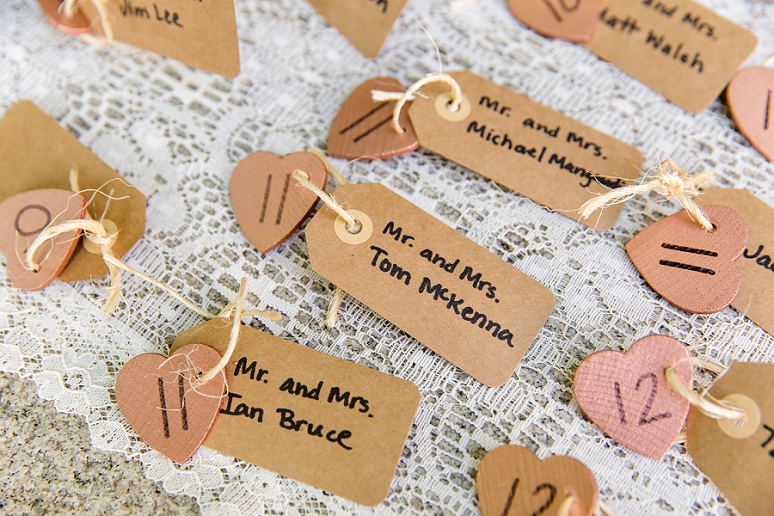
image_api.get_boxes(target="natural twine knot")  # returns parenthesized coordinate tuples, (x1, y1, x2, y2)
(578, 159, 715, 231)
(24, 211, 281, 323)
(62, 0, 115, 41)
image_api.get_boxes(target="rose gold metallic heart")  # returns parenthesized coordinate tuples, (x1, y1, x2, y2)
(574, 335, 693, 459)
(478, 445, 597, 516)
(230, 151, 328, 253)
(508, 0, 603, 43)
(116, 344, 226, 464)
(626, 205, 748, 314)
(728, 66, 774, 162)
(38, 0, 94, 35)
(0, 188, 86, 291)
(328, 77, 420, 161)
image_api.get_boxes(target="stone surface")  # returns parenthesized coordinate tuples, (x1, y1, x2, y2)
(0, 372, 201, 515)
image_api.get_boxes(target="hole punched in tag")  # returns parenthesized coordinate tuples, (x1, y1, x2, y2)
(292, 169, 374, 246)
(665, 361, 760, 440)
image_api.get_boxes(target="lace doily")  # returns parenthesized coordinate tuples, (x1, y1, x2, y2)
(1, 0, 773, 514)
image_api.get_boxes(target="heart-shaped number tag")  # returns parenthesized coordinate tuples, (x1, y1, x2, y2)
(728, 66, 774, 162)
(508, 0, 603, 43)
(38, 0, 94, 35)
(574, 335, 693, 459)
(626, 205, 748, 314)
(327, 77, 420, 161)
(0, 188, 86, 291)
(230, 151, 328, 253)
(116, 344, 226, 464)
(478, 445, 598, 516)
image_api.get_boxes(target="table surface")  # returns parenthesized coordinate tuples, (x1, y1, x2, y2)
(1, 0, 773, 515)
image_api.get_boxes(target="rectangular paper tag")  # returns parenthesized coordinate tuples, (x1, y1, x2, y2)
(698, 189, 774, 337)
(171, 318, 421, 506)
(584, 0, 757, 112)
(408, 70, 643, 231)
(306, 183, 556, 387)
(686, 362, 774, 516)
(306, 0, 409, 58)
(0, 101, 146, 282)
(81, 0, 240, 78)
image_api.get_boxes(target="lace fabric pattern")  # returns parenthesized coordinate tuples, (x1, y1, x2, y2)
(1, 0, 773, 514)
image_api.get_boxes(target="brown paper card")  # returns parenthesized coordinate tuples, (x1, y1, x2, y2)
(80, 0, 239, 78)
(408, 70, 643, 231)
(698, 189, 774, 334)
(305, 183, 556, 387)
(0, 101, 146, 282)
(686, 362, 774, 516)
(306, 0, 409, 58)
(584, 0, 757, 113)
(171, 318, 421, 506)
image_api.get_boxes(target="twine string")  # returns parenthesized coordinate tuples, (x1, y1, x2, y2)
(665, 365, 747, 422)
(61, 0, 114, 41)
(371, 73, 463, 134)
(308, 148, 351, 328)
(198, 278, 247, 383)
(556, 495, 578, 516)
(371, 22, 463, 134)
(292, 170, 359, 231)
(578, 159, 715, 231)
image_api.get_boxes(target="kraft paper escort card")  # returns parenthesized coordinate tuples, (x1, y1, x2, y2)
(172, 318, 421, 506)
(0, 101, 146, 282)
(408, 70, 643, 231)
(698, 189, 774, 336)
(306, 0, 409, 58)
(79, 0, 240, 77)
(584, 0, 757, 112)
(686, 362, 774, 516)
(305, 183, 556, 388)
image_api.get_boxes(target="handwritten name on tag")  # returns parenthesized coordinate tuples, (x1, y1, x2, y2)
(0, 101, 146, 282)
(81, 0, 240, 77)
(686, 362, 774, 516)
(171, 318, 420, 506)
(306, 0, 409, 58)
(408, 71, 643, 231)
(584, 0, 757, 112)
(698, 189, 774, 336)
(305, 183, 556, 387)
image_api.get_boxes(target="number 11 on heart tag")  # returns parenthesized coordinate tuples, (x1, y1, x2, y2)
(579, 159, 748, 314)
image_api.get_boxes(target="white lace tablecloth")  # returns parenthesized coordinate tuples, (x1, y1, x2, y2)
(1, 0, 773, 514)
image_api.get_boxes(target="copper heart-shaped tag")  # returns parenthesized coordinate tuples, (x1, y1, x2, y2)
(626, 205, 748, 314)
(38, 0, 94, 35)
(508, 0, 603, 43)
(230, 151, 328, 253)
(727, 66, 774, 162)
(116, 343, 225, 464)
(477, 445, 598, 516)
(574, 335, 693, 459)
(328, 77, 420, 161)
(0, 188, 86, 291)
